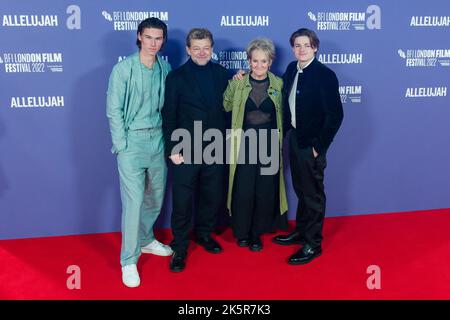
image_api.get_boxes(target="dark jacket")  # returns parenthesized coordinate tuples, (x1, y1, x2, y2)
(162, 59, 229, 159)
(282, 58, 343, 154)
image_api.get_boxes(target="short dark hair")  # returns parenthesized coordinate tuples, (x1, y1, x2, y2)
(186, 28, 214, 47)
(136, 17, 168, 49)
(289, 28, 320, 50)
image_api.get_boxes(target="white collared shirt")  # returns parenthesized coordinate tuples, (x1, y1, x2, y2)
(288, 57, 315, 128)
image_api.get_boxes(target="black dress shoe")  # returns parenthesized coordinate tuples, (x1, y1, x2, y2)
(272, 231, 305, 246)
(196, 237, 223, 254)
(249, 237, 263, 252)
(237, 238, 250, 247)
(288, 244, 322, 265)
(170, 253, 186, 272)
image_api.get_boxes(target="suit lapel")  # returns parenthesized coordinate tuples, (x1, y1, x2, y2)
(126, 53, 144, 123)
(131, 53, 143, 104)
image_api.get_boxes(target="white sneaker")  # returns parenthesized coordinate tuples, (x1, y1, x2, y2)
(141, 239, 173, 256)
(121, 264, 140, 288)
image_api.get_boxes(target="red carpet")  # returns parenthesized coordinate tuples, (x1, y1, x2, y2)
(1, 209, 449, 300)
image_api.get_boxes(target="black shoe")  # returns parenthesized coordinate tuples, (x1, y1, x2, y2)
(287, 244, 322, 265)
(237, 238, 250, 247)
(249, 237, 263, 252)
(272, 231, 305, 246)
(169, 253, 186, 272)
(195, 236, 223, 254)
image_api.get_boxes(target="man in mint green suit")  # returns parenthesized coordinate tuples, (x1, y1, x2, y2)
(106, 18, 172, 288)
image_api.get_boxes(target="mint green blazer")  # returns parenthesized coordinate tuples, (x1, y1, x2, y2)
(106, 52, 171, 154)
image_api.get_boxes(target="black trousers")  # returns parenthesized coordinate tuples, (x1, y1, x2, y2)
(289, 133, 327, 249)
(231, 162, 279, 240)
(170, 162, 224, 256)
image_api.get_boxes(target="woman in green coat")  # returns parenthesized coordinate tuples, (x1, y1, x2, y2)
(223, 38, 288, 251)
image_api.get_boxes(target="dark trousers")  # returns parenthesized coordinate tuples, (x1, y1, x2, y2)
(231, 162, 278, 240)
(289, 133, 327, 248)
(170, 163, 224, 256)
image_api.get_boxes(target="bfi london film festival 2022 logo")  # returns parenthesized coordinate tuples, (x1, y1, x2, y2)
(398, 48, 450, 68)
(2, 5, 81, 109)
(402, 13, 449, 98)
(308, 5, 381, 103)
(104, 10, 170, 63)
(101, 9, 170, 62)
(308, 4, 381, 31)
(100, 9, 168, 31)
(399, 47, 449, 99)
(1, 52, 63, 73)
(1, 5, 81, 74)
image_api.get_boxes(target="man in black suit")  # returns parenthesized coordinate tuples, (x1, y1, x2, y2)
(272, 28, 343, 265)
(162, 28, 229, 272)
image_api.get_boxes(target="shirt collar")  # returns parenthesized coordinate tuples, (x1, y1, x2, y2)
(297, 57, 315, 73)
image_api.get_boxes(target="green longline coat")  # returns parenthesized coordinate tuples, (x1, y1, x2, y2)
(223, 71, 288, 216)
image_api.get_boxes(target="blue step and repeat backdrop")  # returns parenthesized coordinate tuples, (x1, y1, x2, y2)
(1, 0, 449, 240)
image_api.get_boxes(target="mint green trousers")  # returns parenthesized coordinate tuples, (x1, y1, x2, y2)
(117, 129, 167, 267)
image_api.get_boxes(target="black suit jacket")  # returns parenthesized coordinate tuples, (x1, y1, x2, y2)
(282, 58, 344, 154)
(162, 59, 229, 159)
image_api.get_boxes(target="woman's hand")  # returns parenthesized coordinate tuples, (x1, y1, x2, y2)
(232, 69, 246, 81)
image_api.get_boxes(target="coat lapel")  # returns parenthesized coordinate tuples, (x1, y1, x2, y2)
(130, 53, 143, 111)
(156, 56, 169, 111)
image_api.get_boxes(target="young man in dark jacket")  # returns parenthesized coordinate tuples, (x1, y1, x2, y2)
(272, 28, 344, 265)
